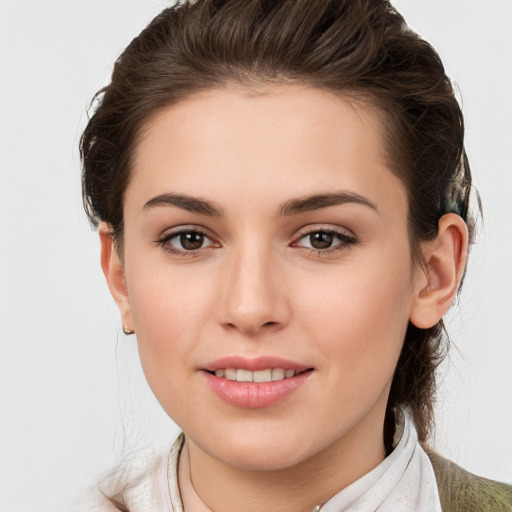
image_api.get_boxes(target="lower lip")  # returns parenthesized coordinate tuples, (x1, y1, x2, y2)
(202, 371, 312, 408)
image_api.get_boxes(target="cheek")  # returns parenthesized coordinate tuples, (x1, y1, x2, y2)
(295, 250, 413, 383)
(129, 261, 214, 331)
(125, 266, 217, 404)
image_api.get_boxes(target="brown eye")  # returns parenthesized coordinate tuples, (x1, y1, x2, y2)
(180, 232, 205, 250)
(159, 229, 217, 254)
(309, 232, 334, 249)
(294, 229, 356, 253)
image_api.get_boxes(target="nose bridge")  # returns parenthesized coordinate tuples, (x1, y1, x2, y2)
(218, 237, 288, 335)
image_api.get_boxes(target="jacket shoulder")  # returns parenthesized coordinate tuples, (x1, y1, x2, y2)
(426, 450, 512, 512)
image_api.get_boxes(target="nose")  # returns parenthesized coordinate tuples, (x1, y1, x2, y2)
(216, 244, 290, 336)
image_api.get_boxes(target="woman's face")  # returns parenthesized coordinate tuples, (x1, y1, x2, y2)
(115, 86, 423, 471)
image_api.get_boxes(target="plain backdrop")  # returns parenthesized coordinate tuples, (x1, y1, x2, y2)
(0, 1, 511, 510)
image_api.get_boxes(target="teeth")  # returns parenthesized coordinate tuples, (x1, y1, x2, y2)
(224, 368, 237, 380)
(253, 369, 272, 382)
(271, 368, 285, 381)
(214, 368, 299, 383)
(236, 369, 253, 382)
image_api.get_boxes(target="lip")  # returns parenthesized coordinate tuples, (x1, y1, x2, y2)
(202, 371, 312, 408)
(201, 355, 314, 409)
(202, 355, 310, 373)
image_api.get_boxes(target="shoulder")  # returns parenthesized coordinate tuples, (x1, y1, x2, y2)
(425, 449, 512, 512)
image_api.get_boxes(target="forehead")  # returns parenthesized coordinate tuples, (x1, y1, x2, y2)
(128, 85, 407, 220)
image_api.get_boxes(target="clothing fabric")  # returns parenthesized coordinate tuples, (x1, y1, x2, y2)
(427, 449, 512, 512)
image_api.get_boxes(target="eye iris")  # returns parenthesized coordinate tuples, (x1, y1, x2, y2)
(310, 232, 333, 249)
(180, 232, 204, 250)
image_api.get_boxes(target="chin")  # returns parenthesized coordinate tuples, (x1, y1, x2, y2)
(193, 421, 331, 472)
(217, 443, 312, 472)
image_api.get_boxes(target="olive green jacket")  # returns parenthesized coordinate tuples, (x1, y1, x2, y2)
(427, 450, 512, 512)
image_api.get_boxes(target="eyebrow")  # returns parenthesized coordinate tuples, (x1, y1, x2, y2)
(142, 190, 377, 217)
(279, 191, 378, 216)
(143, 193, 224, 216)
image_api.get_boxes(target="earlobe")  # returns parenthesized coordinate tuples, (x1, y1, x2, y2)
(98, 222, 134, 332)
(409, 214, 469, 329)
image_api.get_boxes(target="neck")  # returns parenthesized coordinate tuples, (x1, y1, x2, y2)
(179, 408, 387, 512)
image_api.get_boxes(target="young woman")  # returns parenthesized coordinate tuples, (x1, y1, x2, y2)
(79, 0, 512, 510)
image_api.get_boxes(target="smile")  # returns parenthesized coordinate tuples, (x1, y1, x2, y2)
(212, 368, 306, 383)
(202, 358, 314, 408)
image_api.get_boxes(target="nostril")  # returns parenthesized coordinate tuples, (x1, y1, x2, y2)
(223, 319, 281, 336)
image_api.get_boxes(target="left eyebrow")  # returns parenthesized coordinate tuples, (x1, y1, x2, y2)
(279, 191, 378, 216)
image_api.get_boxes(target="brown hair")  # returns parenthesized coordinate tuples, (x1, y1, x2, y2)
(81, 0, 473, 448)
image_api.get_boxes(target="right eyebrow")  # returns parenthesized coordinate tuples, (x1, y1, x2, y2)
(142, 193, 224, 217)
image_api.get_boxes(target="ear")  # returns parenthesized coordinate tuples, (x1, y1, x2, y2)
(98, 222, 134, 332)
(409, 213, 469, 329)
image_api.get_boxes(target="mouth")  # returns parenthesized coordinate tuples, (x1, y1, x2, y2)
(201, 356, 314, 408)
(207, 368, 312, 383)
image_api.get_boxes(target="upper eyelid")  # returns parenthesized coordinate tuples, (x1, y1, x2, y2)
(294, 224, 356, 238)
(159, 225, 216, 239)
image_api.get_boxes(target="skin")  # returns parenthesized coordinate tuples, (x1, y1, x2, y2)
(101, 85, 468, 512)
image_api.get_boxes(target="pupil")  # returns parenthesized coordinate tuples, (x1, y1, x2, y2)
(310, 232, 333, 249)
(181, 232, 204, 250)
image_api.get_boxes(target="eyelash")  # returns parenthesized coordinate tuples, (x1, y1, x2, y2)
(156, 226, 357, 258)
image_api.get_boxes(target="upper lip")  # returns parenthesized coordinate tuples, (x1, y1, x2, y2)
(202, 355, 312, 372)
